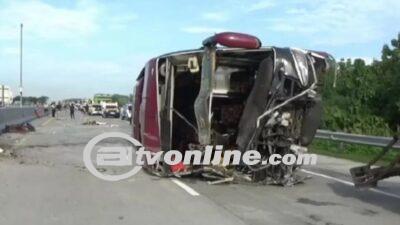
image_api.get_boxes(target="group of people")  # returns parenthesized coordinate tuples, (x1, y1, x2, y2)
(50, 102, 76, 119)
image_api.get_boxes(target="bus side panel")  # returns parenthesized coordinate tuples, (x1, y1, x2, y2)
(139, 59, 161, 152)
(133, 78, 144, 142)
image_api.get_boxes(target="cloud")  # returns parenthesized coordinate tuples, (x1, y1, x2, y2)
(0, 0, 137, 40)
(18, 55, 135, 99)
(202, 12, 229, 22)
(67, 61, 124, 76)
(265, 0, 400, 45)
(0, 1, 99, 39)
(1, 47, 19, 56)
(247, 1, 275, 12)
(0, 0, 100, 40)
(285, 8, 307, 15)
(106, 14, 138, 30)
(181, 26, 227, 34)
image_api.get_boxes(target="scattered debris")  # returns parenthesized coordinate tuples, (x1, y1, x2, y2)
(0, 144, 17, 158)
(350, 135, 400, 188)
(82, 119, 120, 127)
(82, 120, 107, 126)
(4, 123, 35, 133)
(207, 177, 234, 185)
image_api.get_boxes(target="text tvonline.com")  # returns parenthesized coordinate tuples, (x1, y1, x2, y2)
(129, 145, 317, 167)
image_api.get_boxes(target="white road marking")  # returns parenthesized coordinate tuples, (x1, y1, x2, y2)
(171, 178, 200, 196)
(41, 118, 54, 126)
(301, 169, 400, 200)
(301, 169, 354, 186)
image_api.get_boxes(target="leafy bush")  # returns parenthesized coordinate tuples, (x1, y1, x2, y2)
(321, 33, 400, 136)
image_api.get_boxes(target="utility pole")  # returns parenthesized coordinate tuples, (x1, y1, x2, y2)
(19, 23, 23, 107)
(1, 85, 4, 107)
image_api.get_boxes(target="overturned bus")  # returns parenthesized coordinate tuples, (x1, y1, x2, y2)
(132, 32, 335, 185)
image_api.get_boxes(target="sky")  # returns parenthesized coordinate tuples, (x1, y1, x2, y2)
(0, 0, 399, 100)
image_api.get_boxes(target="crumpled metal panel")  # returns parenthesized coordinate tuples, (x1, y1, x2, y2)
(236, 47, 319, 151)
(291, 48, 310, 87)
(236, 57, 274, 151)
(194, 47, 216, 145)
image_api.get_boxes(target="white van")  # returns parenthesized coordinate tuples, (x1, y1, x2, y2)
(101, 102, 120, 118)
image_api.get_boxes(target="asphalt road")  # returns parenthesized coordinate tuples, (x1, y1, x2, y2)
(0, 111, 399, 225)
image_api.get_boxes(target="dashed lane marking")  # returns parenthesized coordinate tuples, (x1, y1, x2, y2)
(41, 118, 54, 126)
(171, 178, 200, 196)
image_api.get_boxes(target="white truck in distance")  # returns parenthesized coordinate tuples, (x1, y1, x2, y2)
(101, 102, 120, 118)
(0, 85, 13, 106)
(88, 104, 102, 115)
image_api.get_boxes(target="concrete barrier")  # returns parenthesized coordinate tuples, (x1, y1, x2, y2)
(0, 106, 47, 133)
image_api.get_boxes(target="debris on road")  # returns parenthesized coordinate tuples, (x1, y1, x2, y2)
(82, 120, 106, 126)
(207, 177, 234, 185)
(3, 123, 35, 134)
(0, 144, 16, 158)
(350, 134, 400, 188)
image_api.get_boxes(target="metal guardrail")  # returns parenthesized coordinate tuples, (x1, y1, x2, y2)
(0, 106, 47, 133)
(315, 129, 400, 149)
(0, 104, 38, 108)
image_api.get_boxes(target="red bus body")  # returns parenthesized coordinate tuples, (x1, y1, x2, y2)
(136, 59, 161, 153)
(133, 74, 144, 142)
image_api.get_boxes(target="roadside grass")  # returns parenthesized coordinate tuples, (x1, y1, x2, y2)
(309, 139, 399, 165)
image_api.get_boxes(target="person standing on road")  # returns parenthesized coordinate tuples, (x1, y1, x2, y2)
(84, 104, 89, 114)
(56, 102, 62, 119)
(69, 103, 75, 119)
(51, 103, 56, 118)
(56, 102, 62, 112)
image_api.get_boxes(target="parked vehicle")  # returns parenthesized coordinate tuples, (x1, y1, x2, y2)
(101, 102, 120, 118)
(93, 94, 112, 104)
(120, 104, 132, 121)
(132, 32, 335, 185)
(88, 104, 102, 115)
(0, 85, 13, 106)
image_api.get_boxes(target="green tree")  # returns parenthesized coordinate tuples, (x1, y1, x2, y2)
(372, 33, 400, 132)
(37, 96, 49, 104)
(322, 55, 391, 135)
(111, 94, 130, 106)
